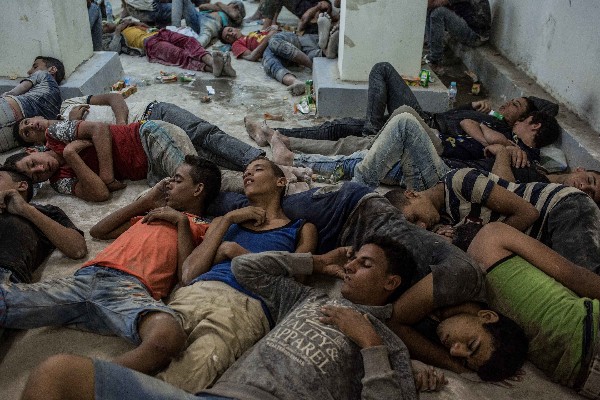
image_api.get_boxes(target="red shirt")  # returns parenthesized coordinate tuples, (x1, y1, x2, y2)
(232, 31, 269, 58)
(48, 121, 148, 193)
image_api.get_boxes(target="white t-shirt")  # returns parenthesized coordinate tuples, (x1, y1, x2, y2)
(60, 96, 151, 124)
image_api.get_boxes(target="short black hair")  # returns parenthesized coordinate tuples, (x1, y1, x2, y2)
(184, 155, 222, 207)
(477, 312, 528, 382)
(0, 164, 34, 202)
(522, 97, 537, 114)
(359, 233, 417, 303)
(4, 151, 29, 170)
(35, 56, 65, 83)
(12, 119, 28, 147)
(528, 111, 561, 148)
(384, 188, 410, 210)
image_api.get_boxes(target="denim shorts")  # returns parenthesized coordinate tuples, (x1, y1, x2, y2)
(95, 359, 234, 400)
(0, 265, 178, 344)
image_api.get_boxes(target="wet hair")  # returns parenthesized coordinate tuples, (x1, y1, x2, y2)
(227, 0, 246, 26)
(12, 119, 28, 147)
(384, 188, 410, 210)
(0, 165, 34, 202)
(525, 111, 561, 148)
(477, 312, 528, 382)
(359, 233, 417, 303)
(34, 56, 65, 83)
(184, 155, 222, 207)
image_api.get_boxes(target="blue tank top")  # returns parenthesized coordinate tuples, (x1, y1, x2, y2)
(190, 219, 305, 326)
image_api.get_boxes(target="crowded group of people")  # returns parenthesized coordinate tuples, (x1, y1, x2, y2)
(2, 0, 600, 399)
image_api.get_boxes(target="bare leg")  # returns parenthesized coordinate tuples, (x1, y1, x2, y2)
(22, 354, 94, 400)
(283, 73, 306, 96)
(270, 131, 295, 166)
(113, 312, 186, 374)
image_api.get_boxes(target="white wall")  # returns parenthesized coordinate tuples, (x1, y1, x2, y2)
(338, 0, 427, 81)
(0, 0, 92, 79)
(488, 0, 600, 131)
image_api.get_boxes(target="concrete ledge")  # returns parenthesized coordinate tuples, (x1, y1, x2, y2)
(452, 43, 600, 170)
(312, 58, 449, 118)
(0, 51, 124, 100)
(59, 52, 124, 98)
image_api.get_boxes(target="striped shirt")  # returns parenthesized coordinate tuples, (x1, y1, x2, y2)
(11, 70, 62, 120)
(444, 168, 582, 240)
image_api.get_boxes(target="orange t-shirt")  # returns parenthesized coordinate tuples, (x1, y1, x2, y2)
(83, 213, 209, 299)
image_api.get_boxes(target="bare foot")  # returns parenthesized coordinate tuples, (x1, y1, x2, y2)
(287, 81, 306, 96)
(286, 181, 310, 195)
(222, 52, 237, 77)
(212, 51, 224, 77)
(270, 131, 294, 166)
(279, 165, 313, 182)
(277, 165, 298, 183)
(317, 13, 332, 50)
(325, 26, 339, 59)
(244, 117, 271, 146)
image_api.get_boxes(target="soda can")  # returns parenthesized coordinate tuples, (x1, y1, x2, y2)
(305, 80, 314, 103)
(419, 69, 430, 87)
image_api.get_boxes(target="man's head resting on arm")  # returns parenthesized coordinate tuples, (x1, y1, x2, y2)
(28, 56, 65, 84)
(513, 111, 561, 149)
(341, 233, 417, 306)
(435, 308, 528, 381)
(0, 165, 34, 202)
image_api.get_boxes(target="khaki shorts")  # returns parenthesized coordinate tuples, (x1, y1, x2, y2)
(157, 280, 269, 393)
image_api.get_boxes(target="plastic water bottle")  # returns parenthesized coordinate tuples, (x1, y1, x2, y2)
(448, 81, 457, 109)
(105, 0, 114, 23)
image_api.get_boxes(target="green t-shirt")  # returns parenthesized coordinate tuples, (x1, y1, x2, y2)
(487, 255, 599, 387)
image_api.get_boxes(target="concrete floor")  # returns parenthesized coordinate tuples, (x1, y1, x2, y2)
(0, 3, 583, 399)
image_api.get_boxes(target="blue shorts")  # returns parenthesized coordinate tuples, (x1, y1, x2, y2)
(94, 359, 234, 399)
(0, 265, 178, 344)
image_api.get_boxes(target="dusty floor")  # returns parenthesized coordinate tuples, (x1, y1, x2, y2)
(0, 3, 583, 399)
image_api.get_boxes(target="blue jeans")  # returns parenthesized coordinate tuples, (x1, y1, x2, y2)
(148, 102, 264, 171)
(95, 359, 235, 399)
(0, 266, 178, 344)
(277, 62, 427, 139)
(427, 6, 481, 63)
(88, 3, 103, 51)
(293, 113, 450, 190)
(263, 32, 321, 82)
(139, 120, 196, 186)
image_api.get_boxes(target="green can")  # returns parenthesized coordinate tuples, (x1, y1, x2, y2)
(305, 80, 313, 103)
(419, 69, 430, 87)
